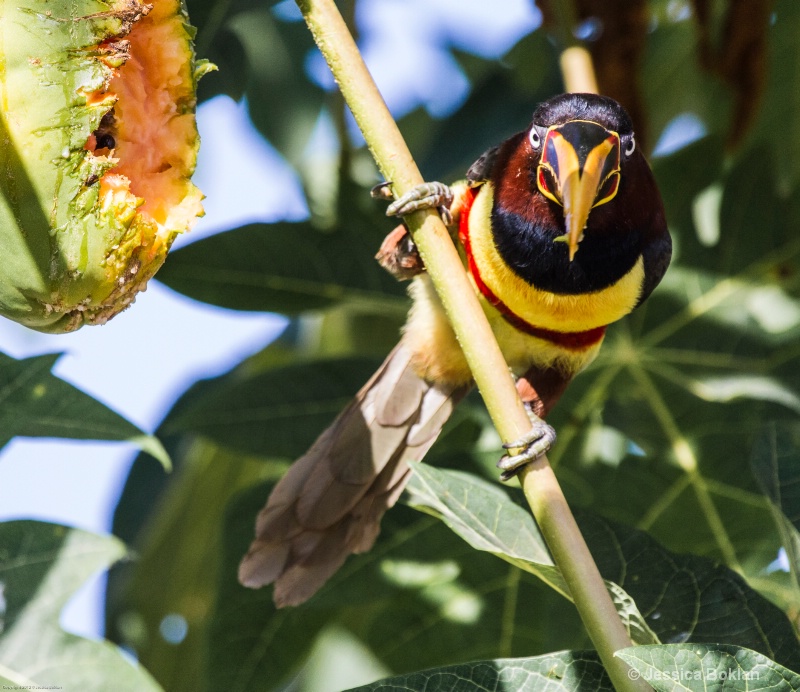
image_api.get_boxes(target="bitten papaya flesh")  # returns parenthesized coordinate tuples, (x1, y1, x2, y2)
(0, 0, 209, 332)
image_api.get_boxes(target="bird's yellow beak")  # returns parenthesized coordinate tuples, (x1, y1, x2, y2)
(536, 120, 621, 261)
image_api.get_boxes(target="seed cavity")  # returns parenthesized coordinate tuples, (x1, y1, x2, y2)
(92, 108, 117, 152)
(96, 133, 116, 149)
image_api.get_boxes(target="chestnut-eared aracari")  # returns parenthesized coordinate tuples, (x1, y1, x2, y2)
(239, 93, 671, 607)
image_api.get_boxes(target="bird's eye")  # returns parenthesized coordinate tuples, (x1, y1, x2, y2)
(624, 136, 636, 157)
(529, 129, 542, 149)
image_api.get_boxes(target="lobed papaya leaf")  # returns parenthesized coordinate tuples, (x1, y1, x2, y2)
(0, 521, 162, 691)
(158, 220, 405, 314)
(405, 464, 800, 671)
(0, 351, 168, 466)
(346, 650, 610, 692)
(751, 421, 800, 597)
(206, 481, 587, 692)
(617, 643, 800, 692)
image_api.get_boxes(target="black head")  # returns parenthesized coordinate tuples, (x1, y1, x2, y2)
(489, 92, 669, 295)
(531, 93, 634, 135)
(525, 94, 639, 259)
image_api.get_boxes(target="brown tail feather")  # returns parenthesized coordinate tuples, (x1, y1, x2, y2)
(238, 343, 468, 607)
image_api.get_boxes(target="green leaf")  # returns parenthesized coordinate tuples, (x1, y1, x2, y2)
(642, 18, 732, 149)
(406, 465, 557, 581)
(0, 351, 168, 466)
(0, 521, 162, 691)
(651, 265, 800, 345)
(157, 221, 405, 314)
(617, 644, 800, 691)
(228, 8, 324, 165)
(196, 26, 247, 102)
(188, 0, 264, 103)
(207, 481, 589, 692)
(751, 421, 800, 592)
(405, 464, 656, 645)
(715, 145, 788, 275)
(579, 509, 800, 671)
(751, 421, 800, 534)
(190, 0, 324, 161)
(680, 374, 800, 413)
(106, 440, 279, 692)
(752, 0, 800, 190)
(405, 464, 800, 669)
(346, 650, 610, 692)
(651, 136, 725, 247)
(161, 357, 381, 458)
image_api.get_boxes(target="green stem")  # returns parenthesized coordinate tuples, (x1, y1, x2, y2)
(294, 2, 646, 690)
(499, 566, 521, 657)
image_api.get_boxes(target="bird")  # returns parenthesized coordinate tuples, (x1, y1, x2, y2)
(238, 92, 671, 607)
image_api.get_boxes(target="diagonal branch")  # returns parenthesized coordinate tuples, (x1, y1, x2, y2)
(293, 1, 648, 690)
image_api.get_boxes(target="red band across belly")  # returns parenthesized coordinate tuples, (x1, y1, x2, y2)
(458, 186, 606, 351)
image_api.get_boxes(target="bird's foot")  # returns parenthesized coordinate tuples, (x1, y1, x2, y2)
(371, 181, 454, 226)
(496, 411, 556, 482)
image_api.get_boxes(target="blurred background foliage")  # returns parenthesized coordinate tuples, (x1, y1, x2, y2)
(109, 0, 800, 689)
(5, 0, 800, 689)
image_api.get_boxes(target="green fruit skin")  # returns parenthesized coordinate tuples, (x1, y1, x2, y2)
(0, 0, 203, 333)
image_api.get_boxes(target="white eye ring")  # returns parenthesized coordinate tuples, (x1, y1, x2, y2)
(625, 136, 636, 157)
(529, 129, 542, 149)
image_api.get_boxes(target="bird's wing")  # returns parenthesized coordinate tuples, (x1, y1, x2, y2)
(466, 144, 501, 186)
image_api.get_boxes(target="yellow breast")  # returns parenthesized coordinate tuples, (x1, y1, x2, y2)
(467, 185, 645, 333)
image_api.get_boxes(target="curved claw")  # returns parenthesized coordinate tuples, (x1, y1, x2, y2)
(384, 182, 454, 225)
(496, 420, 557, 482)
(371, 181, 395, 201)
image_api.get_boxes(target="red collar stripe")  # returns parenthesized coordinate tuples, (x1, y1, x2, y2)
(458, 187, 607, 351)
